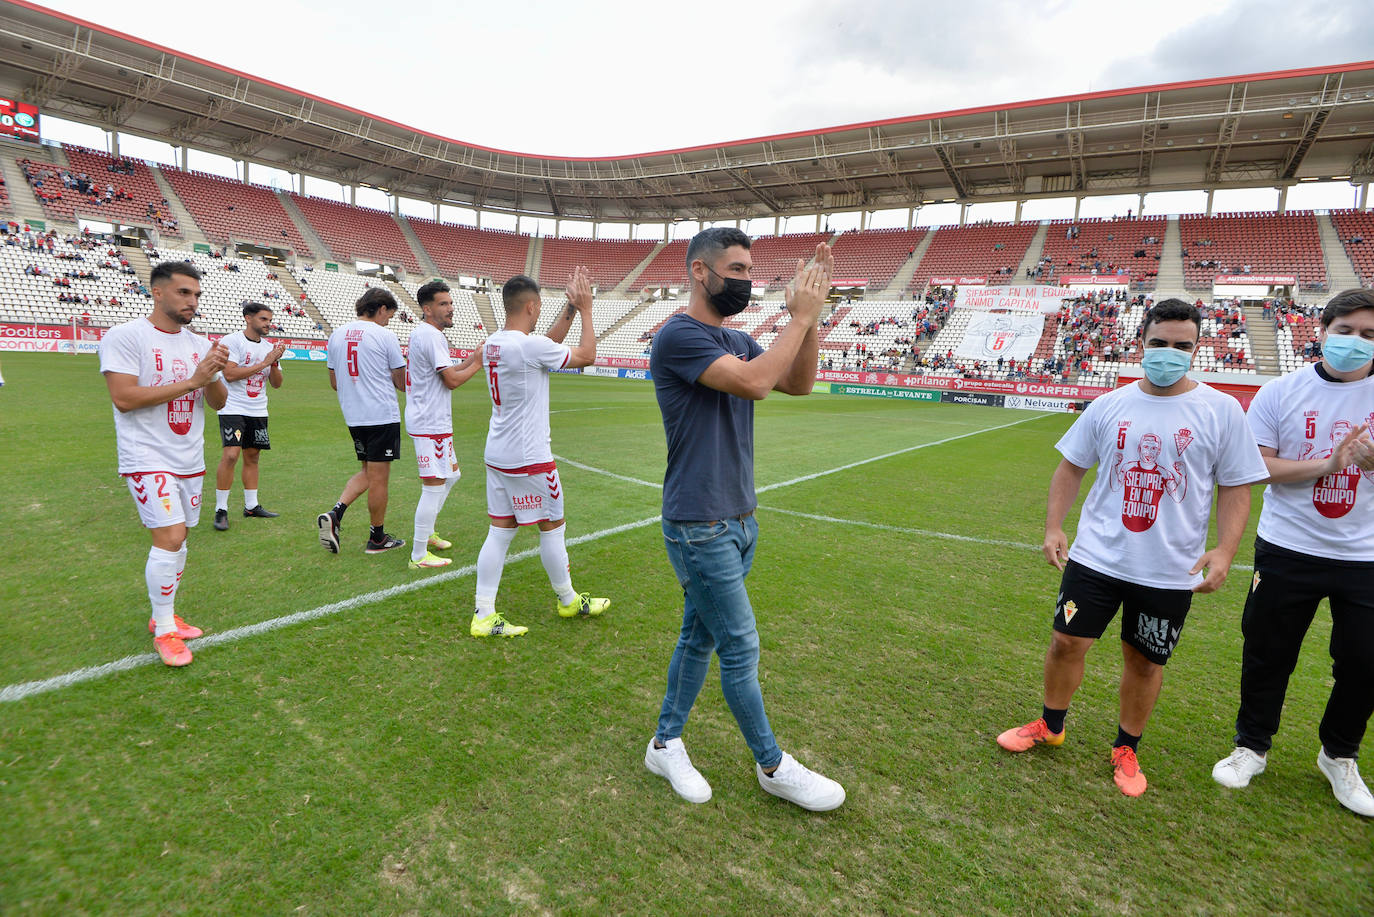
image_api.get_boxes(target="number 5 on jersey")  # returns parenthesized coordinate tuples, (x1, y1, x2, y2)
(487, 361, 501, 406)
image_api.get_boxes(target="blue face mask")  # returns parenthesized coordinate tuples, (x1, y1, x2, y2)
(1141, 347, 1193, 387)
(1322, 334, 1374, 373)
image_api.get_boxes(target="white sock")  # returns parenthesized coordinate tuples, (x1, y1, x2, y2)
(411, 483, 449, 562)
(244, 489, 258, 509)
(215, 489, 230, 512)
(475, 525, 518, 615)
(146, 546, 180, 635)
(539, 526, 578, 605)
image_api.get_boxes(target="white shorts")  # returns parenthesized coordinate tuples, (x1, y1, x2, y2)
(486, 463, 564, 525)
(412, 433, 460, 480)
(125, 472, 204, 529)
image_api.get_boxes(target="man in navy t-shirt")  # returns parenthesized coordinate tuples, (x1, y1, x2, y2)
(643, 226, 846, 812)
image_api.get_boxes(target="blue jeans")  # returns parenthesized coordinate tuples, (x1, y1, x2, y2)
(655, 515, 782, 768)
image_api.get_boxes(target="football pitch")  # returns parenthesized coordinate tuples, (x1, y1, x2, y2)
(1, 352, 1368, 915)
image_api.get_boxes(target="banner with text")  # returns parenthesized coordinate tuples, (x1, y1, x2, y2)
(940, 391, 1005, 408)
(954, 311, 1046, 362)
(954, 284, 1074, 314)
(815, 369, 1110, 401)
(1005, 394, 1078, 413)
(832, 384, 939, 401)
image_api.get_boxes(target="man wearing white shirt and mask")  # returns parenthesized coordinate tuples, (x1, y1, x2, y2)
(1213, 289, 1374, 817)
(997, 299, 1268, 797)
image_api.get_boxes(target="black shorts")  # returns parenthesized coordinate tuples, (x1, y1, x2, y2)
(1053, 559, 1194, 665)
(349, 422, 400, 463)
(219, 414, 271, 450)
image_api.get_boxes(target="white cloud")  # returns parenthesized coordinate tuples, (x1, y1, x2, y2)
(35, 0, 1374, 156)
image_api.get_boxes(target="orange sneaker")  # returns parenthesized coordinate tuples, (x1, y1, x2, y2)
(153, 632, 193, 667)
(1111, 746, 1147, 797)
(996, 717, 1065, 752)
(148, 614, 203, 640)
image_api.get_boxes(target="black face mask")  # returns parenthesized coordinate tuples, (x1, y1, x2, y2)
(703, 265, 752, 317)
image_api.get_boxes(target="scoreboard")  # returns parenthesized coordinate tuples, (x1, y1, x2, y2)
(0, 98, 40, 142)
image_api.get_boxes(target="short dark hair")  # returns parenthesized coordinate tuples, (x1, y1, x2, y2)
(502, 275, 540, 314)
(242, 301, 272, 317)
(1141, 298, 1201, 340)
(416, 279, 450, 308)
(1320, 289, 1374, 327)
(685, 227, 751, 271)
(356, 287, 398, 317)
(150, 261, 201, 285)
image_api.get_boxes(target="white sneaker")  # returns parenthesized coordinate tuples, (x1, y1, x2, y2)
(1317, 748, 1374, 817)
(756, 752, 845, 812)
(1212, 747, 1267, 789)
(644, 738, 711, 804)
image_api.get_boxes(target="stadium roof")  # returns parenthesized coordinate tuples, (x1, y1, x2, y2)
(3, 0, 1374, 223)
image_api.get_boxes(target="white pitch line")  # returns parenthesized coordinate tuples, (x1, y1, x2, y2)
(0, 514, 663, 703)
(756, 412, 1048, 493)
(2, 413, 1053, 703)
(758, 505, 1255, 573)
(758, 506, 1042, 551)
(554, 455, 662, 489)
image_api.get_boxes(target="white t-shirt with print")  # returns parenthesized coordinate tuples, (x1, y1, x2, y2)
(99, 317, 214, 476)
(221, 330, 278, 417)
(404, 321, 455, 435)
(326, 319, 405, 426)
(1057, 381, 1268, 588)
(1249, 363, 1374, 561)
(481, 328, 570, 471)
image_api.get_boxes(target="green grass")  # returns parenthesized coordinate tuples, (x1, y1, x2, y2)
(0, 351, 1368, 916)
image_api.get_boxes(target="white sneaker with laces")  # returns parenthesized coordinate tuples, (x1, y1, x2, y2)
(756, 752, 845, 812)
(1317, 748, 1374, 816)
(1212, 746, 1267, 788)
(644, 738, 711, 804)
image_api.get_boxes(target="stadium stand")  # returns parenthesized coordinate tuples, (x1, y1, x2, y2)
(817, 297, 930, 367)
(1036, 217, 1167, 289)
(17, 145, 179, 235)
(747, 232, 832, 290)
(1179, 211, 1326, 290)
(1274, 302, 1325, 373)
(396, 277, 487, 351)
(830, 227, 926, 291)
(155, 247, 322, 339)
(160, 167, 313, 256)
(538, 236, 655, 290)
(1330, 209, 1374, 286)
(405, 217, 531, 282)
(0, 232, 149, 328)
(909, 222, 1041, 291)
(0, 169, 11, 212)
(630, 240, 690, 290)
(596, 298, 686, 357)
(291, 268, 422, 344)
(289, 194, 420, 273)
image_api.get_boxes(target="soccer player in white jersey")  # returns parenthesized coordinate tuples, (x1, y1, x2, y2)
(318, 288, 408, 555)
(99, 260, 229, 667)
(996, 299, 1268, 796)
(470, 267, 609, 637)
(405, 280, 482, 570)
(213, 301, 286, 531)
(1212, 289, 1374, 816)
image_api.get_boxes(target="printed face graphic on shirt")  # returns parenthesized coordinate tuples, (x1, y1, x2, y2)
(1308, 418, 1372, 518)
(164, 352, 199, 435)
(1111, 430, 1190, 532)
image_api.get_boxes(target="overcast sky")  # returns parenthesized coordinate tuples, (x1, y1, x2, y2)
(36, 0, 1374, 158)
